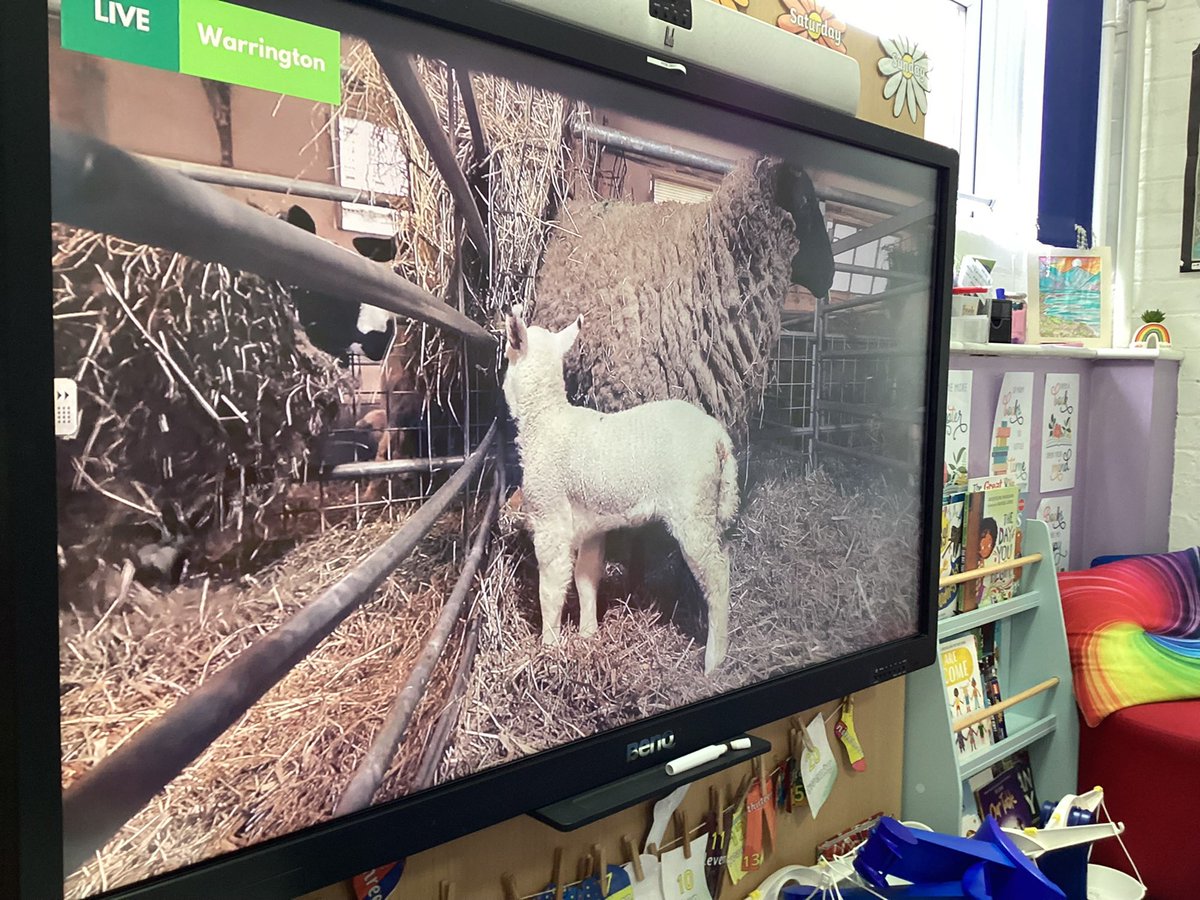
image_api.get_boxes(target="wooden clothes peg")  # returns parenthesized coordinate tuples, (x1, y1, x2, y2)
(501, 873, 518, 900)
(552, 847, 564, 900)
(799, 717, 818, 754)
(438, 882, 454, 900)
(621, 834, 645, 882)
(674, 810, 691, 857)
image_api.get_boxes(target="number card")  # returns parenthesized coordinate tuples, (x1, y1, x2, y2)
(659, 836, 713, 900)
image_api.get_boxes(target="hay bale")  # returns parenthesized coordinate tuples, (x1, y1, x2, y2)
(531, 158, 800, 442)
(52, 226, 353, 579)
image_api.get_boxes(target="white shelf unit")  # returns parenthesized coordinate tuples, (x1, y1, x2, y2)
(901, 519, 1079, 834)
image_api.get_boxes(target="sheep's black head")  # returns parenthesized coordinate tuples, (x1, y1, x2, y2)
(776, 164, 835, 299)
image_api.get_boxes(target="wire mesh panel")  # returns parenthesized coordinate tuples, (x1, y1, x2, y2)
(763, 331, 898, 442)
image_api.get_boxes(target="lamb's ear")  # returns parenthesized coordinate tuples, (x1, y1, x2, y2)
(557, 314, 582, 353)
(505, 314, 529, 363)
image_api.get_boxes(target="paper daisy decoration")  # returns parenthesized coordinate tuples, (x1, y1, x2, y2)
(878, 36, 930, 123)
(777, 0, 847, 53)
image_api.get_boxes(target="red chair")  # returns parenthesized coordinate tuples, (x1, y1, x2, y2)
(1059, 548, 1200, 900)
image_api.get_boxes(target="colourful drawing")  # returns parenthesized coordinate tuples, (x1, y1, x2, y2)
(1037, 255, 1104, 340)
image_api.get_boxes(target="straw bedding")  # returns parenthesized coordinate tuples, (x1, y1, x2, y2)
(438, 455, 919, 782)
(60, 507, 470, 898)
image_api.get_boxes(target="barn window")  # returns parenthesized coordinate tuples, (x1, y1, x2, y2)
(827, 218, 898, 299)
(652, 177, 714, 205)
(335, 115, 409, 236)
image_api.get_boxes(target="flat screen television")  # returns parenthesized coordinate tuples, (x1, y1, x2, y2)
(1, 0, 955, 896)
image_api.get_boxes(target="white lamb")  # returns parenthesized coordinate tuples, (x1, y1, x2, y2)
(503, 310, 739, 673)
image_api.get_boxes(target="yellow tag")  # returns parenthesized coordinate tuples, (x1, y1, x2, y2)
(726, 807, 747, 884)
(835, 699, 867, 772)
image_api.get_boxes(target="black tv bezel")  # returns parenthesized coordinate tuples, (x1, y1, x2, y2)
(0, 1, 957, 897)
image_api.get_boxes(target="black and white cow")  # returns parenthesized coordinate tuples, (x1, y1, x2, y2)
(281, 204, 397, 364)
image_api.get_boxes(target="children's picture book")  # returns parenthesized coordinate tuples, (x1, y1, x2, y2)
(970, 752, 1039, 830)
(938, 491, 967, 618)
(940, 634, 992, 758)
(976, 624, 1007, 742)
(961, 476, 1021, 611)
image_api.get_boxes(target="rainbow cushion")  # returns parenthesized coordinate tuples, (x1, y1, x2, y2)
(1058, 547, 1200, 727)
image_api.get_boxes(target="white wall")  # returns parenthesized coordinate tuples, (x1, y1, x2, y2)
(1118, 3, 1200, 546)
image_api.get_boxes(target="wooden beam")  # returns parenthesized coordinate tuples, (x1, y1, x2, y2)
(454, 67, 488, 163)
(373, 48, 490, 257)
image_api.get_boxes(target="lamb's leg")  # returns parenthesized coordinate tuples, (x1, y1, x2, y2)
(675, 524, 731, 674)
(534, 532, 572, 647)
(574, 533, 605, 638)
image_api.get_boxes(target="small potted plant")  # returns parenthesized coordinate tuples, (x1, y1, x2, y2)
(1131, 309, 1172, 349)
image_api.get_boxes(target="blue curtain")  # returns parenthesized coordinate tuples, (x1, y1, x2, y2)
(1037, 0, 1104, 247)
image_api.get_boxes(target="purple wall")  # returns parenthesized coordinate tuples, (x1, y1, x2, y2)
(950, 352, 1180, 570)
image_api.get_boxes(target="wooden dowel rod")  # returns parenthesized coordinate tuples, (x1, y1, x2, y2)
(952, 677, 1059, 732)
(939, 552, 1043, 588)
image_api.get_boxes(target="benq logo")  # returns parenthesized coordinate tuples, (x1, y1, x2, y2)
(626, 731, 676, 762)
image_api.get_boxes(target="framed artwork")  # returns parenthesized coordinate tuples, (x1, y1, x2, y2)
(1026, 248, 1113, 348)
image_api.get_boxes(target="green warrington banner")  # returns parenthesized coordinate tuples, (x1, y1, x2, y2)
(61, 0, 342, 105)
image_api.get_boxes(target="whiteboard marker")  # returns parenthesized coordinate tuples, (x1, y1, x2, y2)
(664, 738, 752, 776)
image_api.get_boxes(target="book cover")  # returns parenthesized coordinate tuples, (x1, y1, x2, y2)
(974, 765, 1037, 830)
(968, 750, 1040, 829)
(938, 491, 966, 618)
(940, 634, 992, 758)
(1002, 750, 1040, 823)
(977, 624, 1007, 742)
(961, 477, 1021, 611)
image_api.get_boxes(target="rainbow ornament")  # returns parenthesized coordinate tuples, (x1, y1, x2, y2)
(1132, 321, 1172, 348)
(1059, 547, 1200, 726)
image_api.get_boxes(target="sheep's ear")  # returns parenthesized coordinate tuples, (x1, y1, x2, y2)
(505, 314, 528, 363)
(557, 314, 582, 353)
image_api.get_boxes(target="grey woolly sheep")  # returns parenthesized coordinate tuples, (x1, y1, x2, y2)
(532, 158, 833, 443)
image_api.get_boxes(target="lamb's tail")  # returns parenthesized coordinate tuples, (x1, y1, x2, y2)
(715, 431, 739, 528)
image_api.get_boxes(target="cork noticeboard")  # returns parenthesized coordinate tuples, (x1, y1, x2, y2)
(300, 678, 905, 900)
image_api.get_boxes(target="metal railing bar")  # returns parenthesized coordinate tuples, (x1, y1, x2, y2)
(60, 421, 498, 872)
(137, 154, 394, 207)
(335, 473, 501, 815)
(828, 201, 935, 256)
(323, 454, 471, 480)
(49, 127, 494, 347)
(822, 281, 932, 315)
(813, 438, 910, 470)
